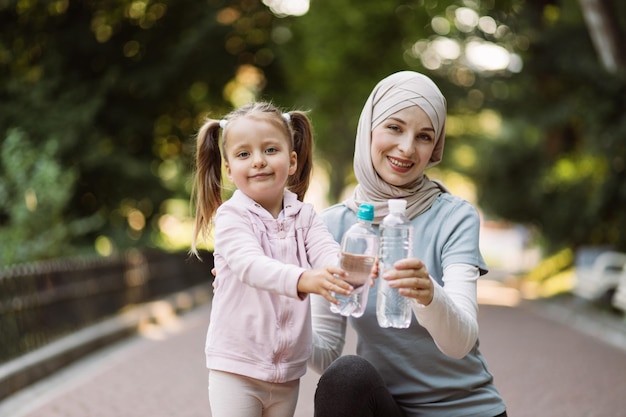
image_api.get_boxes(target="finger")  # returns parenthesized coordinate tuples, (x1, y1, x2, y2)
(400, 287, 424, 298)
(328, 266, 346, 277)
(394, 258, 424, 270)
(324, 290, 340, 305)
(382, 266, 414, 280)
(401, 287, 434, 305)
(389, 277, 422, 289)
(331, 279, 353, 294)
(385, 268, 429, 282)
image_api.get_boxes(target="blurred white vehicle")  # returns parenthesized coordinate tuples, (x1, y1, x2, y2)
(573, 249, 626, 302)
(611, 267, 626, 313)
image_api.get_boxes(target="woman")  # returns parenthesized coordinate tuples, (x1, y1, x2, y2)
(310, 71, 507, 417)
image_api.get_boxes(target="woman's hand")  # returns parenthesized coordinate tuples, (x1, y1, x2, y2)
(298, 266, 353, 304)
(383, 258, 434, 306)
(370, 259, 379, 287)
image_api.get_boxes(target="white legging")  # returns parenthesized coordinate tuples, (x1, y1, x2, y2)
(208, 370, 300, 417)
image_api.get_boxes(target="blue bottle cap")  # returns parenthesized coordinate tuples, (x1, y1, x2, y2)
(357, 203, 375, 222)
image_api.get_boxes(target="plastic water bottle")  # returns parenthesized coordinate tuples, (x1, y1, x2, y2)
(376, 199, 413, 328)
(331, 203, 378, 318)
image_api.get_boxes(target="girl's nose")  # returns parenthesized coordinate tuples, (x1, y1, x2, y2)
(252, 152, 267, 168)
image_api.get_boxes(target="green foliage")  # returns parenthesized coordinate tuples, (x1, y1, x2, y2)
(0, 0, 272, 261)
(275, 0, 530, 201)
(0, 129, 103, 264)
(468, 0, 626, 254)
(1, 0, 625, 264)
(276, 0, 626, 255)
(273, 0, 428, 199)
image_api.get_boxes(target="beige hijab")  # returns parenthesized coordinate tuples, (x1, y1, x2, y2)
(345, 71, 449, 224)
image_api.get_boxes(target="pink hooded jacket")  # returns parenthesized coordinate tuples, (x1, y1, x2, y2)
(206, 189, 341, 383)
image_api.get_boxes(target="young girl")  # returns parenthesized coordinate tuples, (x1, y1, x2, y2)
(310, 71, 508, 417)
(190, 102, 353, 417)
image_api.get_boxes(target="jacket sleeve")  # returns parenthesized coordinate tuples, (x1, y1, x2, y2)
(214, 205, 305, 299)
(301, 206, 341, 268)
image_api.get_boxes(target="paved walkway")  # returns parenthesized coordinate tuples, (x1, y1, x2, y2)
(1, 282, 626, 417)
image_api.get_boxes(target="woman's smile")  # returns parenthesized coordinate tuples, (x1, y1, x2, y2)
(387, 156, 414, 170)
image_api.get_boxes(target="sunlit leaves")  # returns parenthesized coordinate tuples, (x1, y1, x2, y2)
(543, 154, 607, 190)
(262, 0, 309, 17)
(407, 3, 525, 76)
(0, 130, 103, 264)
(223, 64, 266, 107)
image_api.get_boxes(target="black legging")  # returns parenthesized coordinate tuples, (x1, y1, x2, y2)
(314, 355, 508, 417)
(313, 355, 404, 417)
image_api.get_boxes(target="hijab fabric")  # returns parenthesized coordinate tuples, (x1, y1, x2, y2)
(345, 71, 449, 224)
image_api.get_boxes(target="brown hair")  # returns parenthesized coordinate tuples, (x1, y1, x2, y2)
(190, 102, 314, 255)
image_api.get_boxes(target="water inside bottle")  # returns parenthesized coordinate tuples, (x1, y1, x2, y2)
(340, 253, 375, 286)
(331, 253, 375, 317)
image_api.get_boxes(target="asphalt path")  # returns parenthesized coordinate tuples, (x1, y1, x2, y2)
(1, 284, 625, 417)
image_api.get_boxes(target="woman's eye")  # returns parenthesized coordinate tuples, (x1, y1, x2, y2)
(419, 134, 434, 142)
(388, 124, 401, 132)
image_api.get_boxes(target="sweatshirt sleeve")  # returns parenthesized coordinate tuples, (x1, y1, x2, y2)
(309, 293, 347, 373)
(214, 205, 305, 299)
(411, 263, 479, 359)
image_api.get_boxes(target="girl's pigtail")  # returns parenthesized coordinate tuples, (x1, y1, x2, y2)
(287, 111, 314, 201)
(191, 119, 223, 256)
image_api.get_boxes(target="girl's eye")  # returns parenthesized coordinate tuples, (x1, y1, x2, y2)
(237, 151, 249, 158)
(265, 147, 278, 154)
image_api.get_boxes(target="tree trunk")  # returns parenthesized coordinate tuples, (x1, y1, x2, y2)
(577, 0, 626, 73)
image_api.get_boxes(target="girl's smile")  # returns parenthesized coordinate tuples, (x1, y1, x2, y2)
(249, 172, 273, 180)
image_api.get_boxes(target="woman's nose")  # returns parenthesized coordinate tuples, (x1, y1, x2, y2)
(397, 134, 415, 155)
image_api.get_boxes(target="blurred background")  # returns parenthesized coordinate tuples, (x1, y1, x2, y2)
(1, 0, 625, 363)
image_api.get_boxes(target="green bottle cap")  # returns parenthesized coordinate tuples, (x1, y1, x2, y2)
(357, 203, 375, 222)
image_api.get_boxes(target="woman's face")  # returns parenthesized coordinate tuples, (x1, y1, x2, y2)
(370, 105, 436, 187)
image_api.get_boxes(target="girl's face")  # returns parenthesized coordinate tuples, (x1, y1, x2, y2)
(223, 116, 297, 217)
(370, 105, 436, 187)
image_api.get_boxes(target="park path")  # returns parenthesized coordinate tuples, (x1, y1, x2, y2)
(1, 281, 626, 417)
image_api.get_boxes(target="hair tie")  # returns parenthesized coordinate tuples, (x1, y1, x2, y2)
(219, 119, 227, 129)
(282, 113, 291, 123)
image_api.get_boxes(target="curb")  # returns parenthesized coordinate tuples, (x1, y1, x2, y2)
(0, 283, 212, 402)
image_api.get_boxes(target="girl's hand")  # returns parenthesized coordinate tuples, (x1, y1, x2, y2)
(298, 266, 353, 304)
(383, 258, 434, 306)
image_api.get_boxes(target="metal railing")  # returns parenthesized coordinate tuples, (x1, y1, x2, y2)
(0, 249, 213, 364)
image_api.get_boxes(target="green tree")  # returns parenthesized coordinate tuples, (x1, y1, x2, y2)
(277, 0, 626, 255)
(270, 1, 419, 199)
(468, 0, 626, 253)
(0, 0, 280, 262)
(2, 0, 625, 264)
(0, 129, 102, 264)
